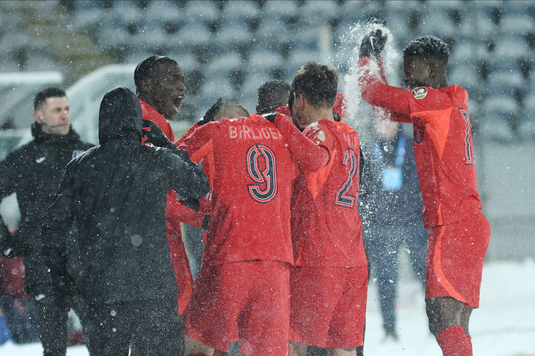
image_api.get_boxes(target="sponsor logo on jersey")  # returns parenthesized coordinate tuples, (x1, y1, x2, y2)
(36, 157, 46, 163)
(412, 87, 428, 100)
(314, 130, 326, 142)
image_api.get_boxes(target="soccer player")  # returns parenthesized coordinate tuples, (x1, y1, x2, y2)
(256, 80, 291, 115)
(357, 25, 490, 356)
(135, 56, 193, 343)
(270, 62, 367, 356)
(177, 109, 296, 356)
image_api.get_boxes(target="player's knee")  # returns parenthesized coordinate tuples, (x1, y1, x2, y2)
(425, 297, 464, 335)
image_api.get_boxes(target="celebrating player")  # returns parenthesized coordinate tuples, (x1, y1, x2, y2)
(177, 107, 296, 356)
(270, 62, 367, 356)
(357, 23, 490, 356)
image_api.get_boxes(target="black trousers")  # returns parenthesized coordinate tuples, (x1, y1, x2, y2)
(84, 298, 183, 356)
(34, 296, 69, 356)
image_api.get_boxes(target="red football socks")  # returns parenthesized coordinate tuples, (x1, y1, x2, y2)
(436, 325, 473, 356)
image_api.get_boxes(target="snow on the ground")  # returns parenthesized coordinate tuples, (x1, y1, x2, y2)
(1, 260, 534, 356)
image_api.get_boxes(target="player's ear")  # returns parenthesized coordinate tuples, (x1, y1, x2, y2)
(140, 78, 153, 94)
(297, 93, 307, 109)
(34, 110, 43, 123)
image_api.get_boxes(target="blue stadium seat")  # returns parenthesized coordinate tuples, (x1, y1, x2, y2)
(205, 51, 245, 78)
(183, 1, 219, 23)
(223, 0, 259, 21)
(213, 22, 252, 47)
(175, 23, 212, 48)
(261, 1, 298, 22)
(248, 49, 283, 73)
(144, 1, 183, 23)
(301, 0, 340, 23)
(97, 26, 131, 50)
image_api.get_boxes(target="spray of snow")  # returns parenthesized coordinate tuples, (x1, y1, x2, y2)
(337, 21, 399, 142)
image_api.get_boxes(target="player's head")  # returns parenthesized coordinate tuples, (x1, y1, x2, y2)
(256, 80, 291, 115)
(290, 62, 338, 130)
(33, 87, 70, 136)
(213, 101, 250, 122)
(134, 55, 186, 120)
(402, 35, 450, 89)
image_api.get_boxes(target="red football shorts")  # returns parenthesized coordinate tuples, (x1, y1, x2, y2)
(186, 260, 290, 356)
(425, 212, 491, 308)
(290, 266, 368, 348)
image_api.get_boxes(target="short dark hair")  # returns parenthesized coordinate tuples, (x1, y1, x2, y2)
(134, 55, 178, 95)
(291, 62, 338, 109)
(34, 87, 66, 111)
(257, 80, 291, 114)
(403, 35, 450, 62)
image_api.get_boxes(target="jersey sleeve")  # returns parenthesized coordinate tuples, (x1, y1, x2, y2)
(166, 194, 208, 229)
(174, 123, 200, 146)
(358, 56, 413, 123)
(274, 113, 330, 173)
(177, 123, 215, 163)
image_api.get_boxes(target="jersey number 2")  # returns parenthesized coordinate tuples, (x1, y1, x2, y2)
(246, 144, 278, 203)
(335, 148, 359, 208)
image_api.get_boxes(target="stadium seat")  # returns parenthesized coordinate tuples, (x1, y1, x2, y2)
(223, 0, 259, 21)
(214, 22, 252, 47)
(183, 1, 219, 23)
(262, 0, 298, 20)
(205, 51, 245, 78)
(301, 0, 340, 23)
(144, 0, 182, 22)
(248, 49, 283, 73)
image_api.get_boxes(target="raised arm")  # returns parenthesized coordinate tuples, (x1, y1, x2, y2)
(272, 113, 330, 173)
(358, 57, 413, 123)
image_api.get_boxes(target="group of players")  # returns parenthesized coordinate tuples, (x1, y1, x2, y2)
(152, 23, 488, 356)
(0, 21, 490, 356)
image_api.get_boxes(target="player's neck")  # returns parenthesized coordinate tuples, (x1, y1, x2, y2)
(313, 107, 335, 122)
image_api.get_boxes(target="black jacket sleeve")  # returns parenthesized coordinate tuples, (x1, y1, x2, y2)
(161, 148, 210, 201)
(41, 163, 77, 297)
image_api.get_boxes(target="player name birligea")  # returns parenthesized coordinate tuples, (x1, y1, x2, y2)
(228, 124, 283, 140)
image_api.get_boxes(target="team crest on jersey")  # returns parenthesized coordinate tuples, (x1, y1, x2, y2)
(412, 87, 428, 100)
(72, 150, 84, 159)
(314, 130, 326, 142)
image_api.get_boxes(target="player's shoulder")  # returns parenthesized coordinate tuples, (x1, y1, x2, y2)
(302, 120, 331, 143)
(442, 85, 469, 105)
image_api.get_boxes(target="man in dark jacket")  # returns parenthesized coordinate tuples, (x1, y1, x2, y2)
(359, 118, 428, 340)
(41, 87, 209, 356)
(0, 87, 93, 356)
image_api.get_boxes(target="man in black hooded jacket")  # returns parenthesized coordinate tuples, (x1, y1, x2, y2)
(41, 87, 209, 356)
(0, 87, 93, 356)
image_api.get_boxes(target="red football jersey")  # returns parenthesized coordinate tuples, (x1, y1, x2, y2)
(276, 116, 366, 268)
(140, 99, 175, 141)
(177, 114, 295, 267)
(358, 56, 483, 228)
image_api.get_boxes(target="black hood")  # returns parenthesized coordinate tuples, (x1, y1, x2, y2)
(98, 87, 143, 144)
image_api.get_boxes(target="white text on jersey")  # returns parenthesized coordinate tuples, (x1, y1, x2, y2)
(229, 124, 283, 140)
